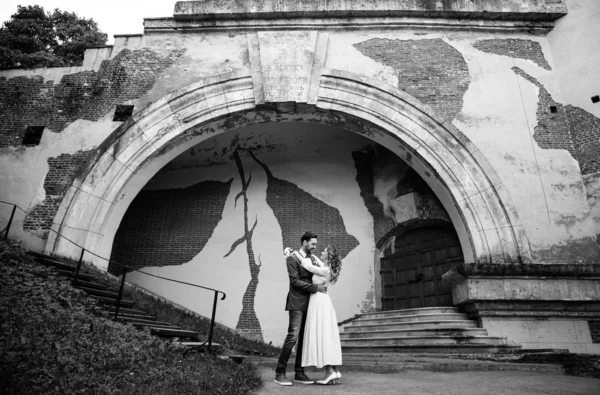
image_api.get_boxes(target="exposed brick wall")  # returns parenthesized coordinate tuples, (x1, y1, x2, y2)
(352, 150, 396, 243)
(229, 151, 263, 341)
(590, 320, 600, 343)
(250, 153, 360, 261)
(473, 39, 551, 70)
(109, 179, 232, 273)
(23, 150, 92, 237)
(0, 48, 185, 148)
(353, 38, 470, 121)
(513, 67, 600, 175)
(567, 106, 600, 175)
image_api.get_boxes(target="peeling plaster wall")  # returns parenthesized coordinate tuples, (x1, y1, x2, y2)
(0, 2, 599, 341)
(0, 33, 250, 250)
(123, 123, 378, 344)
(547, 0, 600, 251)
(324, 28, 600, 262)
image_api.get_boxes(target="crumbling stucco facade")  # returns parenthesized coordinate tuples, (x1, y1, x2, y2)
(1, 0, 599, 351)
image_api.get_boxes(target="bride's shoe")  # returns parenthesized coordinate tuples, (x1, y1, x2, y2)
(316, 372, 337, 385)
(335, 371, 342, 385)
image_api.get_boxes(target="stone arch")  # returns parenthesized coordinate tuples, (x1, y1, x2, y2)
(46, 68, 531, 267)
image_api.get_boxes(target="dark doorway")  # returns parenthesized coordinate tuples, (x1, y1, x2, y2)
(380, 225, 463, 310)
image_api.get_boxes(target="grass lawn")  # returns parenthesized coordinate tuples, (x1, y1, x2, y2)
(0, 244, 265, 394)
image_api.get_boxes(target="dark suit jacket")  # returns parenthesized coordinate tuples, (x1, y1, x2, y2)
(285, 253, 318, 311)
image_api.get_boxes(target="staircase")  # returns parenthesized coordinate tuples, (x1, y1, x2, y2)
(341, 307, 521, 354)
(27, 250, 218, 351)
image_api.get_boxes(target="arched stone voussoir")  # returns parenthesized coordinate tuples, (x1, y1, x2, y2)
(48, 68, 531, 266)
(317, 69, 531, 264)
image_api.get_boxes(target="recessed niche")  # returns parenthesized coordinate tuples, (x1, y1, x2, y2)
(22, 126, 45, 146)
(113, 105, 135, 122)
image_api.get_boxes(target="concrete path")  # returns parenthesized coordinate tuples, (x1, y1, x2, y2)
(256, 367, 600, 395)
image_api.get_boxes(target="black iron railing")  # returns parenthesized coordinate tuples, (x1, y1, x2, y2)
(0, 200, 27, 241)
(0, 200, 226, 352)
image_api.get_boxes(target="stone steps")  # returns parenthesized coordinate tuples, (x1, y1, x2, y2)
(77, 286, 122, 299)
(342, 344, 522, 354)
(358, 306, 461, 319)
(33, 255, 79, 272)
(150, 327, 200, 339)
(102, 305, 153, 316)
(352, 313, 471, 326)
(344, 320, 478, 332)
(93, 295, 135, 307)
(341, 328, 488, 339)
(108, 311, 157, 321)
(341, 307, 520, 354)
(71, 278, 108, 290)
(249, 354, 563, 374)
(27, 250, 212, 346)
(341, 335, 509, 347)
(57, 269, 97, 282)
(121, 317, 181, 328)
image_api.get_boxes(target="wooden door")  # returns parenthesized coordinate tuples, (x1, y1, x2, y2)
(380, 226, 463, 310)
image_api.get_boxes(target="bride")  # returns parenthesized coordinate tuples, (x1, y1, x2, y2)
(286, 244, 343, 385)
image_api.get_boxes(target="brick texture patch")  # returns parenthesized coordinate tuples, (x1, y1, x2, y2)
(0, 48, 184, 148)
(109, 179, 232, 272)
(513, 67, 600, 175)
(250, 153, 360, 260)
(23, 150, 92, 237)
(473, 39, 551, 70)
(589, 320, 600, 343)
(353, 38, 470, 121)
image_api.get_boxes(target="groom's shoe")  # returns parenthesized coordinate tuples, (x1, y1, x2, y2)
(274, 373, 292, 386)
(294, 372, 315, 385)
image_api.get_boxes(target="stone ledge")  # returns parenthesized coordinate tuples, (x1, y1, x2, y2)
(444, 262, 600, 286)
(462, 301, 600, 317)
(173, 0, 567, 22)
(450, 277, 600, 305)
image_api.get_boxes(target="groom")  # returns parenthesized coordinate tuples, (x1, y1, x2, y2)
(274, 231, 327, 386)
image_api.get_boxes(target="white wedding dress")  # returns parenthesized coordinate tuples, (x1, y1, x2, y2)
(297, 253, 343, 368)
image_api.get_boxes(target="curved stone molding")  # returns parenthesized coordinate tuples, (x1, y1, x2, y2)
(316, 69, 531, 264)
(47, 69, 531, 267)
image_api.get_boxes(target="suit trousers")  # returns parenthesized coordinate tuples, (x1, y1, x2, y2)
(275, 310, 307, 374)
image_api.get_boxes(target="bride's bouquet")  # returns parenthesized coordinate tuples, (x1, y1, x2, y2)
(283, 247, 294, 258)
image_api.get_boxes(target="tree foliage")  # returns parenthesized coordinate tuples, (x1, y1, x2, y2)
(0, 5, 108, 70)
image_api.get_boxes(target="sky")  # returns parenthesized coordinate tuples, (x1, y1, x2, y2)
(0, 1, 177, 43)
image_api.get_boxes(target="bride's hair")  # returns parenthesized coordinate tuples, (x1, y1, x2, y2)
(326, 245, 342, 284)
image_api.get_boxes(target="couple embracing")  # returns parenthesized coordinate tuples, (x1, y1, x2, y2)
(274, 231, 343, 386)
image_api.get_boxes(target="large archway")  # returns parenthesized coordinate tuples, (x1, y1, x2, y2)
(45, 69, 531, 268)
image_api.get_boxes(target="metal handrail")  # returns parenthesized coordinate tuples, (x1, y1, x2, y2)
(45, 228, 226, 352)
(0, 201, 27, 241)
(0, 199, 225, 352)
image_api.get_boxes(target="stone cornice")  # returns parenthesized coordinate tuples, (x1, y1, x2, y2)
(173, 1, 567, 22)
(144, 16, 557, 35)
